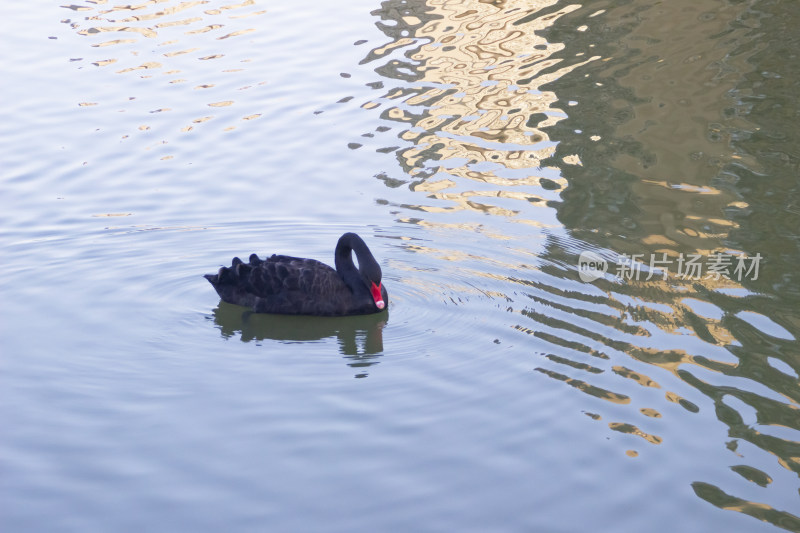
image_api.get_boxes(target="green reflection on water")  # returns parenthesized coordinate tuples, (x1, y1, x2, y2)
(211, 302, 387, 377)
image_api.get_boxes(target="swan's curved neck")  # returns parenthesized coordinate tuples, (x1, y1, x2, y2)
(335, 233, 380, 289)
(335, 233, 365, 273)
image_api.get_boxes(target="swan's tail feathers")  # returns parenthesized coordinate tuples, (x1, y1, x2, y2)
(205, 254, 253, 288)
(204, 265, 243, 304)
(204, 264, 235, 286)
(204, 259, 251, 294)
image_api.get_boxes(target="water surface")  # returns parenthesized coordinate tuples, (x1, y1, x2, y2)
(2, 1, 799, 532)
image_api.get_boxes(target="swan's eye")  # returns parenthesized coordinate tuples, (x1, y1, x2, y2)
(370, 282, 385, 309)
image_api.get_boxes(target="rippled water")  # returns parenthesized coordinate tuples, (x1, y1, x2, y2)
(3, 1, 799, 532)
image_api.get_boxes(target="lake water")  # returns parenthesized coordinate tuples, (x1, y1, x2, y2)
(2, 1, 799, 531)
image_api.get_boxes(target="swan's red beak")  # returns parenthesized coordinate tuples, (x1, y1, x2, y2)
(370, 282, 385, 310)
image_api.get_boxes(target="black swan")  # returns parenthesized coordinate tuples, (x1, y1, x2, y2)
(204, 232, 388, 316)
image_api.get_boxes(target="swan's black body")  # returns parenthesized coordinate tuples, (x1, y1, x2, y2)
(204, 232, 388, 316)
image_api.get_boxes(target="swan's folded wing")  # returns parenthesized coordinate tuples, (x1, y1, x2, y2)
(205, 252, 371, 315)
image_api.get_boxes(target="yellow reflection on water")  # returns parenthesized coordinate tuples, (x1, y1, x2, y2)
(362, 0, 598, 219)
(535, 367, 630, 404)
(692, 482, 800, 531)
(608, 422, 662, 445)
(612, 366, 660, 389)
(61, 0, 266, 137)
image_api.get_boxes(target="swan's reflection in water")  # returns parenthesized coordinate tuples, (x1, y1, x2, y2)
(210, 302, 388, 377)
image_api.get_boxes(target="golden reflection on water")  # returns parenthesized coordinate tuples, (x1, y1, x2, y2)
(693, 481, 800, 532)
(534, 367, 631, 405)
(608, 422, 662, 445)
(361, 0, 592, 220)
(61, 0, 265, 133)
